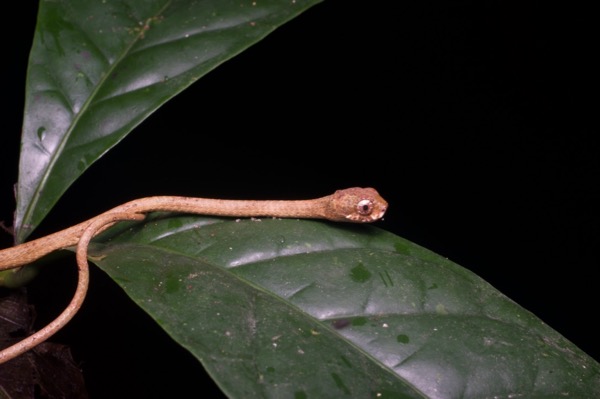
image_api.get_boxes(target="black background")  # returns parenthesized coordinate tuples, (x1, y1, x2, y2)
(1, 1, 598, 397)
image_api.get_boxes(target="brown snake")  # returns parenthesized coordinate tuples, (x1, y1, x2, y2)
(0, 187, 387, 363)
(0, 187, 387, 268)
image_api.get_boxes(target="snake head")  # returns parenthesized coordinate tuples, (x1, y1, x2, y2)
(328, 187, 388, 223)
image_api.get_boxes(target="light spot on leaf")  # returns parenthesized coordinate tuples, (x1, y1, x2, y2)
(436, 304, 448, 315)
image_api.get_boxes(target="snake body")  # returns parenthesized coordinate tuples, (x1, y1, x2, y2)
(0, 187, 387, 269)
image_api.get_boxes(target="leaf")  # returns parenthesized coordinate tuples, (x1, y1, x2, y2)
(15, 0, 322, 243)
(92, 216, 600, 398)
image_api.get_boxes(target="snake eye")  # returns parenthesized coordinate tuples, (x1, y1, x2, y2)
(356, 199, 374, 216)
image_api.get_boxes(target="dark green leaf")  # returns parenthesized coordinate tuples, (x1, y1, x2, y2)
(92, 216, 600, 398)
(15, 0, 322, 243)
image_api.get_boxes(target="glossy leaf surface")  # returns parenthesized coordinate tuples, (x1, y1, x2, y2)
(15, 0, 321, 243)
(93, 216, 600, 398)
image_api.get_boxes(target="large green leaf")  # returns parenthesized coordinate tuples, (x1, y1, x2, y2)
(15, 0, 322, 243)
(92, 216, 600, 398)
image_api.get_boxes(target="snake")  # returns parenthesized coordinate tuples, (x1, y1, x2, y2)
(0, 187, 387, 363)
(0, 187, 387, 269)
